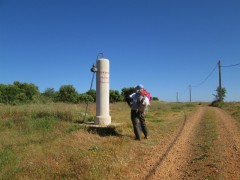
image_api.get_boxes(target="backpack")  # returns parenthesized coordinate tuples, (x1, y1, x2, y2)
(136, 90, 150, 112)
(140, 89, 151, 101)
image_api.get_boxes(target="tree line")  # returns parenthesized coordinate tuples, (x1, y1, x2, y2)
(0, 81, 159, 105)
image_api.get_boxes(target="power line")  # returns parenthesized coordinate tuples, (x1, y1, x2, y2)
(221, 63, 240, 68)
(178, 60, 238, 102)
(179, 86, 189, 95)
(192, 63, 218, 88)
(183, 86, 189, 94)
(176, 86, 188, 102)
(177, 63, 218, 102)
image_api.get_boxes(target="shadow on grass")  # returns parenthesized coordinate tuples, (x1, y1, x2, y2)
(86, 125, 123, 137)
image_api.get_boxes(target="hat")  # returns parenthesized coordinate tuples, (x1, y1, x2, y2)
(135, 84, 144, 90)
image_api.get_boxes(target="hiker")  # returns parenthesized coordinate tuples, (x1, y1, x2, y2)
(127, 84, 150, 140)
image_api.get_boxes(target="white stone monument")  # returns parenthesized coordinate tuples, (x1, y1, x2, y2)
(94, 58, 111, 125)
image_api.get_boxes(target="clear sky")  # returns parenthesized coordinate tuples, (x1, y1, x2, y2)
(1, 0, 240, 102)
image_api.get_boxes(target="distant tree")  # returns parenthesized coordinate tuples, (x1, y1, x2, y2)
(121, 87, 135, 101)
(110, 90, 124, 103)
(13, 81, 40, 101)
(15, 92, 28, 102)
(211, 86, 227, 107)
(213, 86, 227, 102)
(79, 93, 94, 103)
(0, 90, 2, 103)
(42, 88, 57, 101)
(152, 97, 159, 101)
(5, 84, 21, 104)
(0, 82, 39, 104)
(58, 85, 79, 103)
(86, 89, 96, 102)
(0, 84, 7, 103)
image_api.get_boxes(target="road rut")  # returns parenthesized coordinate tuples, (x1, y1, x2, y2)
(138, 106, 240, 180)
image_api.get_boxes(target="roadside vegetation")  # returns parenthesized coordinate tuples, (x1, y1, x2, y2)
(0, 101, 196, 179)
(221, 102, 240, 123)
(0, 81, 159, 105)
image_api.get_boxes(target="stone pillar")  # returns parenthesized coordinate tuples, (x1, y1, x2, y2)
(94, 58, 111, 125)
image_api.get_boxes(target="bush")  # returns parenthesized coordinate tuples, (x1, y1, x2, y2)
(79, 93, 94, 103)
(121, 87, 135, 101)
(110, 90, 123, 103)
(0, 82, 40, 104)
(57, 85, 79, 103)
(210, 100, 224, 108)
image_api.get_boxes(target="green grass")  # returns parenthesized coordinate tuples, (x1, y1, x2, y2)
(0, 101, 197, 179)
(148, 118, 164, 123)
(0, 145, 20, 179)
(191, 154, 209, 163)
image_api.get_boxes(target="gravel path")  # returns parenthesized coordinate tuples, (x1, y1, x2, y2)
(213, 107, 240, 179)
(134, 106, 240, 180)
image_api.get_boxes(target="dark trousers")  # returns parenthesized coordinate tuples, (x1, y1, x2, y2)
(131, 109, 149, 140)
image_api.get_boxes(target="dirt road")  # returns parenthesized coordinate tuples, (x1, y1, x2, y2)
(136, 106, 240, 180)
(214, 108, 240, 179)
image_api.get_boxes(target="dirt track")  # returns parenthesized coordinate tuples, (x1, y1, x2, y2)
(214, 108, 240, 179)
(135, 106, 240, 180)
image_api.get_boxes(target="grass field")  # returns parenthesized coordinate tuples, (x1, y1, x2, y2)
(0, 101, 215, 179)
(221, 102, 240, 123)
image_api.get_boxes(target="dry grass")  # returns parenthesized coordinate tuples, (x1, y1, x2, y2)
(221, 102, 240, 123)
(0, 101, 198, 179)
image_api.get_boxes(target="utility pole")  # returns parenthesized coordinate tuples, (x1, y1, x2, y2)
(189, 84, 192, 102)
(218, 60, 222, 101)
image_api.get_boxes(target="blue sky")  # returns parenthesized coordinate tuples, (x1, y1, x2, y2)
(1, 0, 240, 102)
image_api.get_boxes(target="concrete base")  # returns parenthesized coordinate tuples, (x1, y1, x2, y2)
(94, 116, 111, 126)
(84, 122, 122, 128)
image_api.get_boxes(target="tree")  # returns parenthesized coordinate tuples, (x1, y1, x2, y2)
(42, 88, 57, 101)
(58, 85, 79, 103)
(13, 81, 40, 101)
(110, 90, 124, 103)
(78, 93, 94, 103)
(0, 84, 7, 103)
(213, 86, 227, 102)
(152, 97, 159, 101)
(86, 89, 96, 102)
(5, 84, 21, 104)
(0, 91, 2, 103)
(121, 87, 135, 101)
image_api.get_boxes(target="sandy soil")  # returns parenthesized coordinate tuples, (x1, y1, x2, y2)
(213, 108, 240, 179)
(130, 106, 240, 180)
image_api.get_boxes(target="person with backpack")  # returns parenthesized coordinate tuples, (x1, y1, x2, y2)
(126, 84, 150, 140)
